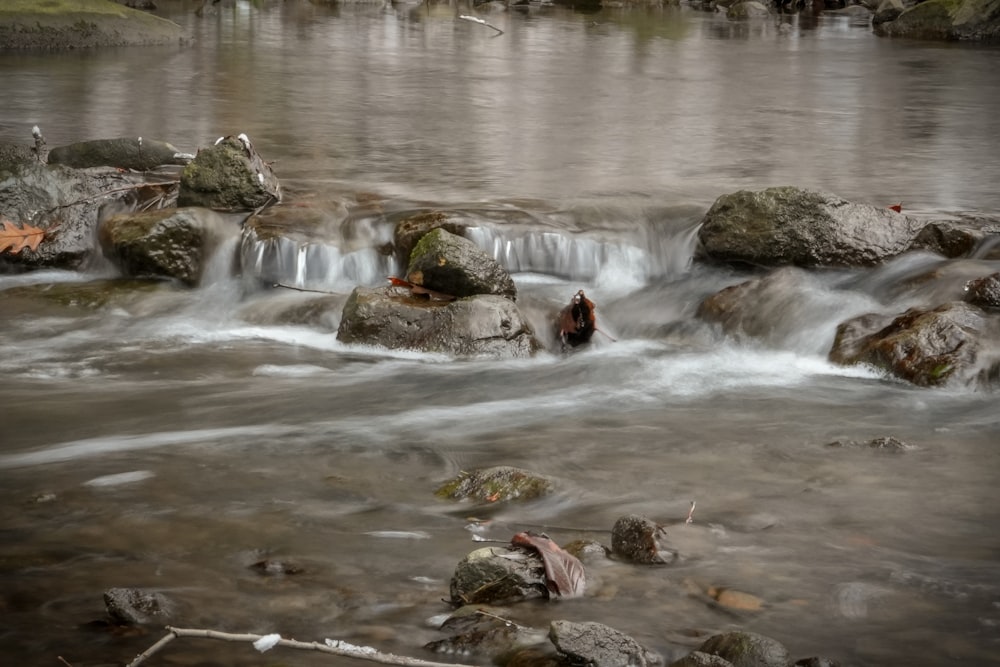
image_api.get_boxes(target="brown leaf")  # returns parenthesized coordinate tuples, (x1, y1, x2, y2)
(511, 531, 586, 598)
(0, 219, 46, 255)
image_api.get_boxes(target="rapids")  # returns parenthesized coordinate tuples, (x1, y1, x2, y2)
(1, 3, 999, 666)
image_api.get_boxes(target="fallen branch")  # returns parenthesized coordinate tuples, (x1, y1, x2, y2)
(458, 15, 503, 35)
(127, 626, 481, 667)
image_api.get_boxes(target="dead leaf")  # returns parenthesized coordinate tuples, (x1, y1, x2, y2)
(0, 219, 46, 255)
(557, 290, 596, 347)
(511, 531, 586, 598)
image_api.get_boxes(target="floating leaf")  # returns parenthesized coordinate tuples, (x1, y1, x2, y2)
(0, 219, 46, 255)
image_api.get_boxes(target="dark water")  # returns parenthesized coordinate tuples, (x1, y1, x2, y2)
(2, 3, 1000, 666)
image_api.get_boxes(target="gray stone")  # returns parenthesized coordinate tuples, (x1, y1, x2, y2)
(336, 286, 539, 358)
(549, 620, 663, 667)
(48, 137, 191, 171)
(696, 631, 789, 667)
(697, 187, 923, 268)
(611, 514, 678, 564)
(178, 135, 280, 211)
(407, 228, 517, 300)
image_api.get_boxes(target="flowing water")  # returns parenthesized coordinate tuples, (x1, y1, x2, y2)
(2, 2, 1000, 666)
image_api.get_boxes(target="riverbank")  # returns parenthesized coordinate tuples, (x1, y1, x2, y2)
(0, 0, 184, 49)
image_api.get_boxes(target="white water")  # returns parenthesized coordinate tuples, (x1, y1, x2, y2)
(1, 4, 999, 667)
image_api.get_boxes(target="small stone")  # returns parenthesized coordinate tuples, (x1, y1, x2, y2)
(611, 514, 678, 564)
(549, 620, 663, 667)
(103, 587, 174, 626)
(697, 631, 790, 667)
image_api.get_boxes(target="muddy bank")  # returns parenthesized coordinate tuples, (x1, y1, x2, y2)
(0, 0, 184, 50)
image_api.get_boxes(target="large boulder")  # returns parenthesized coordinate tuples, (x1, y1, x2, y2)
(336, 286, 540, 358)
(697, 187, 924, 268)
(829, 301, 1000, 387)
(178, 135, 280, 211)
(99, 207, 238, 285)
(874, 0, 1000, 41)
(0, 162, 147, 270)
(407, 228, 517, 300)
(47, 137, 192, 171)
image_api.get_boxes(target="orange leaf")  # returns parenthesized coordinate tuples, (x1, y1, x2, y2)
(0, 220, 46, 255)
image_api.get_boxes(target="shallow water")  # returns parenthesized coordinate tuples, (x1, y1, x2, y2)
(2, 3, 1000, 666)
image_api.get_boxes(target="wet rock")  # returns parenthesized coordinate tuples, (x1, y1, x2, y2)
(407, 228, 517, 301)
(47, 137, 192, 171)
(696, 631, 790, 667)
(829, 301, 1000, 387)
(336, 286, 540, 358)
(0, 162, 150, 270)
(965, 272, 1000, 309)
(178, 135, 280, 211)
(549, 620, 663, 667)
(0, 142, 40, 173)
(450, 546, 549, 605)
(794, 658, 842, 667)
(872, 0, 906, 26)
(726, 1, 771, 18)
(103, 587, 174, 626)
(561, 539, 611, 564)
(874, 0, 1000, 41)
(426, 606, 544, 658)
(697, 187, 923, 268)
(249, 559, 305, 576)
(825, 436, 913, 451)
(394, 210, 470, 266)
(670, 652, 736, 667)
(99, 207, 238, 286)
(0, 279, 168, 310)
(910, 218, 1000, 258)
(696, 267, 829, 346)
(611, 514, 678, 564)
(503, 647, 568, 667)
(436, 466, 555, 504)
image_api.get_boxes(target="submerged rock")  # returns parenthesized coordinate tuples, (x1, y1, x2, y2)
(436, 466, 555, 503)
(964, 272, 1000, 309)
(407, 227, 517, 301)
(48, 137, 192, 171)
(103, 587, 174, 626)
(611, 514, 678, 564)
(829, 301, 1000, 387)
(696, 631, 790, 667)
(874, 0, 1000, 41)
(825, 436, 913, 451)
(697, 187, 923, 268)
(549, 620, 663, 667)
(426, 606, 544, 658)
(669, 651, 736, 667)
(99, 207, 238, 286)
(910, 217, 1000, 258)
(178, 135, 280, 211)
(336, 286, 539, 358)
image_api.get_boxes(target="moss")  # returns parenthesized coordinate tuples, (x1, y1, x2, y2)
(0, 0, 183, 49)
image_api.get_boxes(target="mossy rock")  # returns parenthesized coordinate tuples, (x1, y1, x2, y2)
(696, 631, 789, 667)
(436, 466, 555, 503)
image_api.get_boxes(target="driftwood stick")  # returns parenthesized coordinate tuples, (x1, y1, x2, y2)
(458, 15, 503, 35)
(126, 626, 480, 667)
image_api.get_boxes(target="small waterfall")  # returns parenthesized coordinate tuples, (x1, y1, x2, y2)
(465, 220, 699, 287)
(240, 228, 397, 292)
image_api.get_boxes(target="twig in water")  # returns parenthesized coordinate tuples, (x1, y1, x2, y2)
(458, 15, 503, 35)
(126, 626, 480, 667)
(44, 180, 180, 214)
(685, 500, 696, 524)
(272, 282, 339, 295)
(56, 657, 73, 667)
